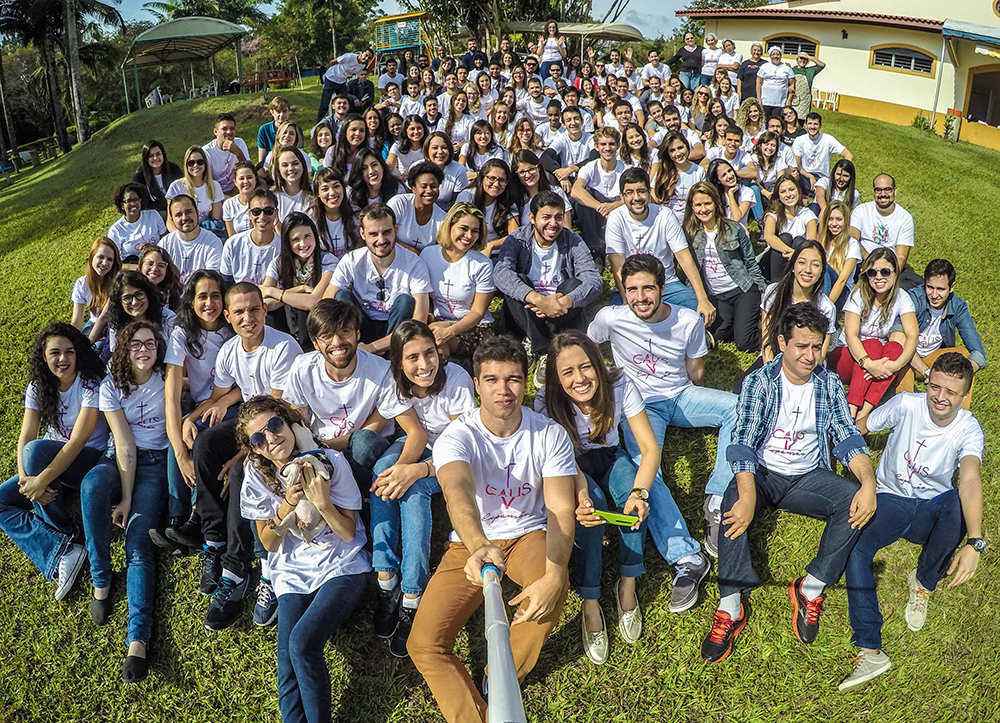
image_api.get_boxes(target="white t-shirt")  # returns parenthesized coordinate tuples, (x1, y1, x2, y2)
(213, 326, 302, 400)
(718, 51, 743, 83)
(329, 246, 433, 321)
(757, 62, 795, 107)
(723, 185, 755, 220)
(704, 146, 750, 172)
(166, 180, 224, 222)
(549, 132, 595, 169)
(433, 408, 577, 541)
(842, 287, 916, 343)
(107, 309, 176, 356)
(766, 206, 817, 238)
(588, 304, 707, 402)
(25, 376, 109, 450)
(324, 53, 365, 84)
(436, 161, 470, 208)
(71, 276, 100, 323)
(221, 231, 280, 286)
(577, 158, 626, 200)
(276, 189, 312, 224)
(662, 162, 707, 217)
(527, 240, 564, 294)
(759, 373, 821, 475)
(814, 175, 861, 209)
(387, 143, 425, 176)
(700, 228, 739, 295)
(265, 252, 339, 289)
(867, 393, 984, 500)
(605, 204, 687, 284)
(518, 187, 572, 227)
(222, 196, 252, 235)
(202, 138, 250, 194)
(916, 304, 946, 358)
(535, 374, 644, 451)
(701, 47, 723, 76)
(850, 203, 915, 255)
(756, 153, 794, 191)
(536, 124, 563, 149)
(378, 71, 404, 90)
(399, 96, 424, 119)
(792, 133, 845, 180)
(446, 115, 476, 147)
(283, 350, 411, 440)
(517, 96, 550, 127)
(240, 448, 371, 597)
(641, 62, 671, 84)
(99, 373, 169, 450)
(420, 245, 495, 323)
(107, 210, 167, 259)
(164, 325, 233, 404)
(387, 194, 447, 252)
(461, 143, 509, 170)
(160, 229, 223, 284)
(410, 363, 477, 446)
(761, 283, 837, 335)
(316, 216, 352, 258)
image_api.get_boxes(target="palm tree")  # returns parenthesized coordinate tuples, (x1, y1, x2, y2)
(143, 0, 266, 25)
(65, 0, 89, 142)
(0, 41, 16, 160)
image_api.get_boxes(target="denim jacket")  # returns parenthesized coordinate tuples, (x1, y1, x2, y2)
(891, 289, 987, 370)
(687, 221, 766, 294)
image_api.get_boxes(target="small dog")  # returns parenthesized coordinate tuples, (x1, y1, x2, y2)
(271, 423, 335, 548)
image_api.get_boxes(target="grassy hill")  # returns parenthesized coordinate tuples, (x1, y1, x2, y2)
(1, 91, 999, 722)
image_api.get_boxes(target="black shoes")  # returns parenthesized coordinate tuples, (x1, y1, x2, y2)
(788, 577, 824, 645)
(390, 605, 416, 658)
(700, 598, 751, 663)
(121, 655, 149, 684)
(150, 516, 194, 557)
(373, 584, 402, 639)
(204, 575, 250, 632)
(165, 511, 203, 549)
(91, 592, 113, 626)
(199, 545, 223, 596)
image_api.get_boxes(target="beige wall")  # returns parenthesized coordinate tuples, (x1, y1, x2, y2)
(763, 0, 1000, 26)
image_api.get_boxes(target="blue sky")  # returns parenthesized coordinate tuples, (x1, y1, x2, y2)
(115, 0, 688, 39)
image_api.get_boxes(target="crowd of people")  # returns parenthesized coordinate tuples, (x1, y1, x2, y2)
(0, 25, 990, 722)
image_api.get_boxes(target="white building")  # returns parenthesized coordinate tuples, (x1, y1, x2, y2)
(677, 0, 1000, 150)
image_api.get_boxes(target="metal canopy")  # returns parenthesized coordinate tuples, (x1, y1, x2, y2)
(502, 21, 645, 42)
(942, 18, 1000, 48)
(122, 16, 247, 70)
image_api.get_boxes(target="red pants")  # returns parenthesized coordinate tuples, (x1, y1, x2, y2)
(829, 338, 903, 407)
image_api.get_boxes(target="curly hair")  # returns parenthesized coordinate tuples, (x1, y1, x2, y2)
(174, 270, 229, 360)
(235, 396, 318, 494)
(113, 182, 150, 215)
(735, 97, 765, 136)
(108, 270, 165, 334)
(109, 319, 167, 399)
(26, 323, 105, 439)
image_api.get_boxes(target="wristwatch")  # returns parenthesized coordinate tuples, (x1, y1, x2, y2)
(629, 487, 649, 501)
(967, 538, 987, 553)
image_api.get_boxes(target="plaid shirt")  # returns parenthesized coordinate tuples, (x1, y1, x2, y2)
(727, 356, 868, 474)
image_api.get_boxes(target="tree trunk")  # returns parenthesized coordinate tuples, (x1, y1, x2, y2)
(0, 46, 16, 157)
(42, 33, 71, 153)
(64, 0, 90, 143)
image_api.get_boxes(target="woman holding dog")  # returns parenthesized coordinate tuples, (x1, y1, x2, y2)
(237, 395, 371, 723)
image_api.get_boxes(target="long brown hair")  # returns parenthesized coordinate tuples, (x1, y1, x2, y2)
(84, 237, 122, 316)
(683, 181, 733, 240)
(768, 172, 802, 233)
(856, 247, 902, 329)
(651, 131, 688, 204)
(543, 331, 621, 451)
(819, 200, 852, 273)
(235, 396, 316, 493)
(389, 320, 447, 401)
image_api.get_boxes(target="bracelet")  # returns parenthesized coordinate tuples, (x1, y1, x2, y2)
(425, 460, 433, 477)
(280, 289, 285, 302)
(858, 354, 870, 367)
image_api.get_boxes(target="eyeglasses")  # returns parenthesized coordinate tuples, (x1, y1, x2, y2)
(866, 267, 894, 279)
(187, 159, 205, 167)
(127, 338, 158, 352)
(122, 290, 148, 305)
(516, 165, 539, 177)
(374, 275, 387, 302)
(123, 197, 142, 206)
(249, 416, 285, 450)
(483, 175, 507, 186)
(873, 187, 895, 194)
(143, 261, 168, 271)
(250, 206, 278, 217)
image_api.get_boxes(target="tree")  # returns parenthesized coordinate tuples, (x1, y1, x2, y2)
(679, 0, 767, 36)
(0, 43, 16, 155)
(142, 0, 268, 26)
(259, 0, 377, 70)
(65, 0, 90, 142)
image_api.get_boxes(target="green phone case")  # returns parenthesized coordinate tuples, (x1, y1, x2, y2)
(591, 509, 640, 527)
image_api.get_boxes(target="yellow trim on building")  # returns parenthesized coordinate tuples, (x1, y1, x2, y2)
(762, 31, 822, 60)
(868, 43, 938, 78)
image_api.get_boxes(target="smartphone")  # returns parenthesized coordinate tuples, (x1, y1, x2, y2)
(591, 509, 641, 527)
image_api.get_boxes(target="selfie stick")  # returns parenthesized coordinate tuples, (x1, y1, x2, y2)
(482, 565, 528, 723)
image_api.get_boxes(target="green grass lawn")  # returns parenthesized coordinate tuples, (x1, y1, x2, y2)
(1, 91, 999, 722)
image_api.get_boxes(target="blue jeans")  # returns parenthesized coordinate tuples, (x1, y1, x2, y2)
(277, 572, 367, 723)
(574, 448, 647, 599)
(89, 449, 168, 645)
(343, 428, 391, 496)
(370, 438, 438, 595)
(845, 490, 964, 650)
(0, 477, 74, 581)
(334, 289, 415, 345)
(624, 385, 737, 497)
(611, 279, 698, 311)
(679, 71, 698, 90)
(166, 403, 240, 518)
(717, 466, 861, 598)
(823, 264, 854, 313)
(317, 79, 348, 123)
(747, 183, 765, 222)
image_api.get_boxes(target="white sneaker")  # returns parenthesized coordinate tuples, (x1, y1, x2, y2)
(615, 581, 642, 643)
(55, 543, 87, 601)
(905, 569, 930, 632)
(581, 605, 609, 665)
(838, 649, 892, 691)
(532, 354, 547, 388)
(703, 496, 721, 559)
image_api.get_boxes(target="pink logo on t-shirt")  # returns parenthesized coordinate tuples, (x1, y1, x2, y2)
(327, 403, 355, 437)
(484, 461, 533, 509)
(135, 400, 162, 429)
(898, 439, 930, 489)
(631, 339, 662, 374)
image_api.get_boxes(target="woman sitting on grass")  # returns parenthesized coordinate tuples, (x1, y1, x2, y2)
(818, 200, 860, 309)
(107, 182, 166, 264)
(94, 271, 176, 356)
(0, 323, 109, 604)
(71, 237, 121, 339)
(138, 243, 183, 312)
(165, 146, 222, 230)
(222, 161, 260, 237)
(236, 396, 370, 723)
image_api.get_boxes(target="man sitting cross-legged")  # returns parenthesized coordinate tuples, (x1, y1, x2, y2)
(407, 335, 576, 723)
(840, 352, 985, 690)
(701, 302, 877, 663)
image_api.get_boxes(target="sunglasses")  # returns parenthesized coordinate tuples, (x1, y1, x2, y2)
(374, 276, 387, 302)
(187, 159, 205, 167)
(866, 267, 894, 279)
(249, 416, 285, 450)
(127, 338, 158, 352)
(250, 206, 278, 217)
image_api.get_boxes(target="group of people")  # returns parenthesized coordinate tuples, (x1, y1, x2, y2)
(0, 27, 989, 723)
